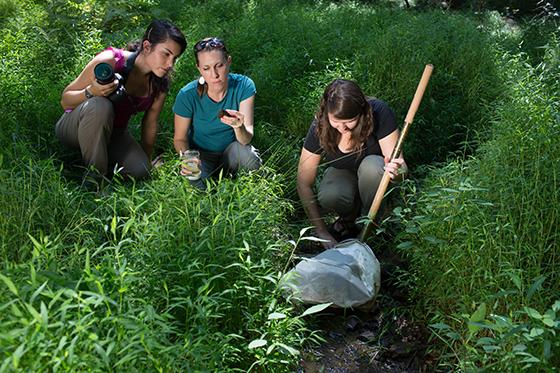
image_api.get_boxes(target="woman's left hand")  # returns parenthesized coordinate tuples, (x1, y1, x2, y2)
(220, 109, 244, 129)
(384, 157, 407, 180)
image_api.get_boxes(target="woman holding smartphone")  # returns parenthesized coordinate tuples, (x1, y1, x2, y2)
(172, 37, 261, 188)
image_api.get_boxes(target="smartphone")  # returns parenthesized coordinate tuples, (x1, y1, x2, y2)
(218, 109, 234, 118)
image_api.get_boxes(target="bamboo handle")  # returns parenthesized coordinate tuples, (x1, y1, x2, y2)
(359, 64, 434, 242)
(405, 65, 434, 125)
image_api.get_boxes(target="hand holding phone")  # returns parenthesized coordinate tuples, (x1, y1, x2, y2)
(218, 109, 243, 129)
(218, 109, 234, 118)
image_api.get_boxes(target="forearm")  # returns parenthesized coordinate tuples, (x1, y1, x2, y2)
(298, 184, 329, 233)
(233, 125, 253, 145)
(173, 138, 189, 154)
(60, 86, 91, 110)
(141, 124, 158, 159)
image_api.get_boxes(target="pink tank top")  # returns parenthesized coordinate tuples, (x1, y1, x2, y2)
(108, 47, 154, 129)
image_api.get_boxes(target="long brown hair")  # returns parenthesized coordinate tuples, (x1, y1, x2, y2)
(126, 20, 187, 99)
(316, 79, 374, 154)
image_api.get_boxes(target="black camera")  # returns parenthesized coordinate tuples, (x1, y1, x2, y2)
(94, 63, 127, 102)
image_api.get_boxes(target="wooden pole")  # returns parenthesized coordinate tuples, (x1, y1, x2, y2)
(359, 64, 434, 242)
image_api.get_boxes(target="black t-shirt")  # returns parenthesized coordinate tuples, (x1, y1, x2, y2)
(303, 99, 397, 170)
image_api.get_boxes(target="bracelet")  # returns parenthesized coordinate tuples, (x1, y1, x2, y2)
(84, 87, 94, 99)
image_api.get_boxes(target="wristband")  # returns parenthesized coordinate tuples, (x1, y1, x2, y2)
(84, 87, 94, 99)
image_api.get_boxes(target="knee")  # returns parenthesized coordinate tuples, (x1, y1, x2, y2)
(318, 186, 354, 214)
(116, 155, 151, 180)
(358, 155, 385, 181)
(123, 162, 150, 180)
(317, 188, 339, 210)
(80, 97, 114, 125)
(224, 142, 262, 172)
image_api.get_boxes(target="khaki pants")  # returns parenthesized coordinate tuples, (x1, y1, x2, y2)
(317, 155, 385, 220)
(55, 97, 150, 179)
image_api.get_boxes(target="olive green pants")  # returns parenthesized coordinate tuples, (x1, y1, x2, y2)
(317, 155, 385, 220)
(55, 97, 150, 179)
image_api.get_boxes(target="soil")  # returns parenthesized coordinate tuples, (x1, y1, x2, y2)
(295, 237, 436, 373)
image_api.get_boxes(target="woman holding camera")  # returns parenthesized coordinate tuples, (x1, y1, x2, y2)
(297, 79, 407, 249)
(172, 37, 261, 188)
(55, 20, 187, 180)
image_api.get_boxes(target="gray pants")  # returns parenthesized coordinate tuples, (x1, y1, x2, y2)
(55, 97, 150, 179)
(191, 141, 262, 189)
(317, 155, 385, 220)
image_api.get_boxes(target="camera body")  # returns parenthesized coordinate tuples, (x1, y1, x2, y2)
(94, 62, 127, 102)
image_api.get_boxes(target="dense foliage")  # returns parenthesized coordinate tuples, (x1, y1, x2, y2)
(0, 0, 558, 371)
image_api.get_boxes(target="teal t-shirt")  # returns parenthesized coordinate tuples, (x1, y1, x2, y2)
(173, 73, 256, 152)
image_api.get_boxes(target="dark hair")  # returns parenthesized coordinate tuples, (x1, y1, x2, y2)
(316, 79, 374, 154)
(126, 19, 187, 99)
(193, 37, 230, 97)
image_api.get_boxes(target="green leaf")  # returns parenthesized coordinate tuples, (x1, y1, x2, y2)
(299, 226, 313, 238)
(40, 302, 48, 329)
(476, 337, 495, 345)
(552, 300, 560, 312)
(268, 312, 287, 320)
(396, 241, 414, 249)
(301, 303, 332, 317)
(445, 331, 461, 340)
(529, 328, 544, 338)
(521, 355, 540, 364)
(508, 271, 522, 290)
(94, 343, 109, 366)
(301, 236, 330, 242)
(276, 343, 299, 356)
(525, 307, 542, 319)
(25, 303, 41, 322)
(12, 344, 25, 369)
(248, 339, 267, 349)
(526, 275, 546, 300)
(468, 303, 487, 336)
(29, 281, 48, 305)
(0, 274, 19, 296)
(482, 345, 500, 352)
(542, 316, 555, 327)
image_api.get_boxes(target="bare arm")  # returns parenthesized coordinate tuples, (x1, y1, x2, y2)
(219, 95, 254, 145)
(173, 113, 192, 154)
(60, 50, 119, 110)
(297, 147, 337, 248)
(140, 92, 166, 159)
(379, 129, 408, 182)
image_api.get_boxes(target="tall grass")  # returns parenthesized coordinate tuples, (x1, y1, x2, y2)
(0, 158, 322, 371)
(395, 40, 560, 370)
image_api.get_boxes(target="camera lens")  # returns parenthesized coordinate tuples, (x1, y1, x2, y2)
(94, 63, 115, 85)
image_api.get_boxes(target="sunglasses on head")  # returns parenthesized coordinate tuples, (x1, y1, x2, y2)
(194, 38, 225, 52)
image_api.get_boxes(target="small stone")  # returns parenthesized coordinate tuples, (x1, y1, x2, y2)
(345, 315, 361, 331)
(357, 330, 375, 342)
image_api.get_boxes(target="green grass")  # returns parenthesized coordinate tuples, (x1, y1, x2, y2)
(1, 0, 559, 371)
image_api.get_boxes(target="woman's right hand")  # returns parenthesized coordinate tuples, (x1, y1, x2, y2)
(315, 229, 337, 249)
(88, 78, 119, 98)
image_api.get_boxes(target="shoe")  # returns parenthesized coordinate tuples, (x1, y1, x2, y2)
(329, 217, 360, 241)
